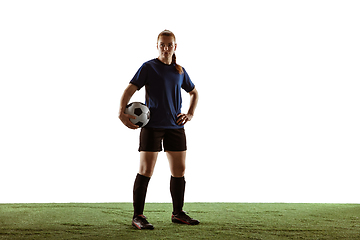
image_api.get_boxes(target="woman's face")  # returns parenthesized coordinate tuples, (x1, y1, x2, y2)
(157, 36, 177, 59)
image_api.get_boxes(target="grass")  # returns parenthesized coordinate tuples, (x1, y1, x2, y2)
(0, 203, 359, 239)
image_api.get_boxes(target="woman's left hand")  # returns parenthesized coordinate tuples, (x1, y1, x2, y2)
(177, 113, 193, 125)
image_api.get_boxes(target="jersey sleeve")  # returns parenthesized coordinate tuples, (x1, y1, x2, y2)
(181, 68, 195, 92)
(130, 63, 148, 90)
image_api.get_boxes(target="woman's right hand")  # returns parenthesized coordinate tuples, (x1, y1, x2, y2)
(119, 112, 139, 129)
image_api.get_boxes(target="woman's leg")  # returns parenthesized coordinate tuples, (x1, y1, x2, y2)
(139, 151, 159, 177)
(166, 151, 186, 215)
(166, 151, 186, 178)
(133, 151, 158, 217)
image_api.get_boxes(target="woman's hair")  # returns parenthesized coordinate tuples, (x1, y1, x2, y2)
(157, 30, 183, 74)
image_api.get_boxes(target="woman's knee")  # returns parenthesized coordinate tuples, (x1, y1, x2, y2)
(138, 163, 156, 177)
(139, 151, 158, 177)
(171, 168, 185, 178)
(166, 151, 186, 177)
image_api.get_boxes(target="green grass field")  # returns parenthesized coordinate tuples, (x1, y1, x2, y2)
(0, 203, 359, 239)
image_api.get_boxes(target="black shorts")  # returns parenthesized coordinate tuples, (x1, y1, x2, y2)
(139, 128, 187, 152)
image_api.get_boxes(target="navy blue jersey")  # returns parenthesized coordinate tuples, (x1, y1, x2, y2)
(130, 58, 195, 129)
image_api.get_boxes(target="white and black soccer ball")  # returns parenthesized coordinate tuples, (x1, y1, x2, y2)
(124, 102, 150, 128)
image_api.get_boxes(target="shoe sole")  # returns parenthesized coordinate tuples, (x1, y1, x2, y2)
(172, 217, 200, 225)
(132, 221, 154, 230)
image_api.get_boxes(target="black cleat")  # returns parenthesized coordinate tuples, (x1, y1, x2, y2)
(132, 215, 154, 230)
(172, 211, 200, 225)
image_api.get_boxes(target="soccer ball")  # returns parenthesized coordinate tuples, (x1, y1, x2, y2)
(125, 102, 150, 128)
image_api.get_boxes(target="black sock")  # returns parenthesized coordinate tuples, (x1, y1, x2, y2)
(170, 176, 186, 215)
(133, 173, 150, 218)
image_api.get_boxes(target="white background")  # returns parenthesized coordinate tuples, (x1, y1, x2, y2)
(1, 0, 359, 203)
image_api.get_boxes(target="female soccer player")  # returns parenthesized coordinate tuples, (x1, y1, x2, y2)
(118, 30, 200, 230)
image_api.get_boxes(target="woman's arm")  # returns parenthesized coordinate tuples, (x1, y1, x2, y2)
(118, 83, 139, 129)
(177, 87, 199, 125)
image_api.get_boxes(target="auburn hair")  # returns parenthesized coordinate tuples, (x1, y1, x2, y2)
(157, 30, 183, 74)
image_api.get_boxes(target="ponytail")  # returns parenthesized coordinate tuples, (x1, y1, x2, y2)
(172, 53, 183, 74)
(158, 29, 183, 74)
